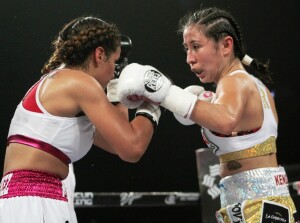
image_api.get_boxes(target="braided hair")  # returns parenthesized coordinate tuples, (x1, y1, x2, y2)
(178, 7, 273, 84)
(41, 16, 121, 74)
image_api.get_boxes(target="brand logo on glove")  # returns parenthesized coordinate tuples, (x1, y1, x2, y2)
(203, 91, 213, 98)
(144, 70, 164, 92)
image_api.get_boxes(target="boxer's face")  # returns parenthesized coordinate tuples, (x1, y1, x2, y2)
(183, 25, 223, 84)
(96, 46, 121, 88)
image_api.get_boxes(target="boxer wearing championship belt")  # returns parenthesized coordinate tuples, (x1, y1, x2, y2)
(117, 7, 299, 223)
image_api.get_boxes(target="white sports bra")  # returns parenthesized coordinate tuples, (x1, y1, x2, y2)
(201, 70, 277, 157)
(7, 71, 95, 163)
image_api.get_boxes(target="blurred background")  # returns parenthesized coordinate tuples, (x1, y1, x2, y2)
(0, 0, 299, 222)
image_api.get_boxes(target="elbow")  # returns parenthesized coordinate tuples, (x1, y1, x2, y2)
(117, 143, 147, 163)
(119, 148, 145, 163)
(113, 128, 152, 163)
(218, 127, 235, 135)
(216, 118, 237, 135)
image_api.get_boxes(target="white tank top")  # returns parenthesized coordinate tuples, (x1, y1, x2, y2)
(201, 70, 277, 156)
(7, 72, 95, 163)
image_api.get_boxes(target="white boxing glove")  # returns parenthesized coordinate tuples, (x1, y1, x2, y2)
(183, 85, 205, 96)
(135, 102, 161, 129)
(117, 63, 172, 109)
(107, 79, 119, 103)
(198, 90, 215, 102)
(174, 86, 215, 125)
(117, 63, 198, 119)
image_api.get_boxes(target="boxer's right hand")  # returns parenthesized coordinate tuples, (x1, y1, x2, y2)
(117, 63, 198, 119)
(174, 86, 215, 125)
(117, 63, 172, 109)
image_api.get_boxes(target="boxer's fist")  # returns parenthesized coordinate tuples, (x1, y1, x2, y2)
(117, 63, 172, 109)
(184, 85, 205, 96)
(117, 63, 198, 118)
(174, 86, 215, 125)
(107, 79, 119, 104)
(198, 90, 214, 102)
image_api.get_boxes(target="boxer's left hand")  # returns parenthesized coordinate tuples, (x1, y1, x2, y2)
(117, 63, 198, 119)
(173, 85, 215, 125)
(117, 63, 172, 109)
(107, 79, 120, 104)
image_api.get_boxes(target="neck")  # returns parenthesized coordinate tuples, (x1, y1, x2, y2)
(65, 66, 88, 72)
(216, 59, 244, 83)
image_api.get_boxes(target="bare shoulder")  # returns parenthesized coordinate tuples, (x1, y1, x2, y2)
(51, 69, 107, 113)
(55, 69, 105, 100)
(58, 69, 101, 88)
(38, 69, 106, 117)
(216, 72, 251, 96)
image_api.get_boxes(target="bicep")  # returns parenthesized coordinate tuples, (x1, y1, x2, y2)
(93, 130, 116, 154)
(76, 81, 125, 146)
(214, 77, 249, 122)
(70, 76, 154, 163)
(74, 78, 144, 154)
(92, 104, 129, 153)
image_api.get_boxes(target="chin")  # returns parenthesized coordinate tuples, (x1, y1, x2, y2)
(199, 77, 206, 83)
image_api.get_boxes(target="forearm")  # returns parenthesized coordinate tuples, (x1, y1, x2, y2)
(92, 103, 157, 162)
(93, 130, 117, 154)
(114, 103, 129, 120)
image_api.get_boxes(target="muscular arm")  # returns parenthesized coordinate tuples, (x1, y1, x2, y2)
(71, 73, 154, 163)
(93, 102, 130, 154)
(190, 74, 249, 134)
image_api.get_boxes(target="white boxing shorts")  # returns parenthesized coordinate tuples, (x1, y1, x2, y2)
(0, 169, 77, 223)
(216, 167, 299, 223)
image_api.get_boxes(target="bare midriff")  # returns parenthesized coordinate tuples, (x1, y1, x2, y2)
(3, 143, 69, 179)
(219, 153, 278, 178)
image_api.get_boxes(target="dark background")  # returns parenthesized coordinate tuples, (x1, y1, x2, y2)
(0, 0, 299, 222)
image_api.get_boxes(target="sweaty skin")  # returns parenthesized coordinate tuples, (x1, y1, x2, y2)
(183, 25, 278, 178)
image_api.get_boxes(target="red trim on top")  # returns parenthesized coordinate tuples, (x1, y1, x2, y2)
(211, 127, 261, 137)
(22, 81, 43, 113)
(7, 135, 71, 165)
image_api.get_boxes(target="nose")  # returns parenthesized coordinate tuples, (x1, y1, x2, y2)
(186, 51, 196, 67)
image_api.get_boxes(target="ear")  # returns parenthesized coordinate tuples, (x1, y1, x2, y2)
(94, 46, 105, 62)
(222, 36, 234, 56)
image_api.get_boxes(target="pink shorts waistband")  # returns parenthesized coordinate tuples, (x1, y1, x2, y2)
(0, 169, 68, 201)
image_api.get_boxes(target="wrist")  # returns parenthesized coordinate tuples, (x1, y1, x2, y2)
(161, 85, 197, 118)
(136, 112, 158, 129)
(135, 103, 161, 130)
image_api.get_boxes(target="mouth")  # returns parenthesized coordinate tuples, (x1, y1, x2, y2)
(192, 69, 204, 78)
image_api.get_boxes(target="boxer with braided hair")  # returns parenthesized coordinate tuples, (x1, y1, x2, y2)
(0, 16, 160, 223)
(116, 7, 298, 222)
(182, 7, 273, 84)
